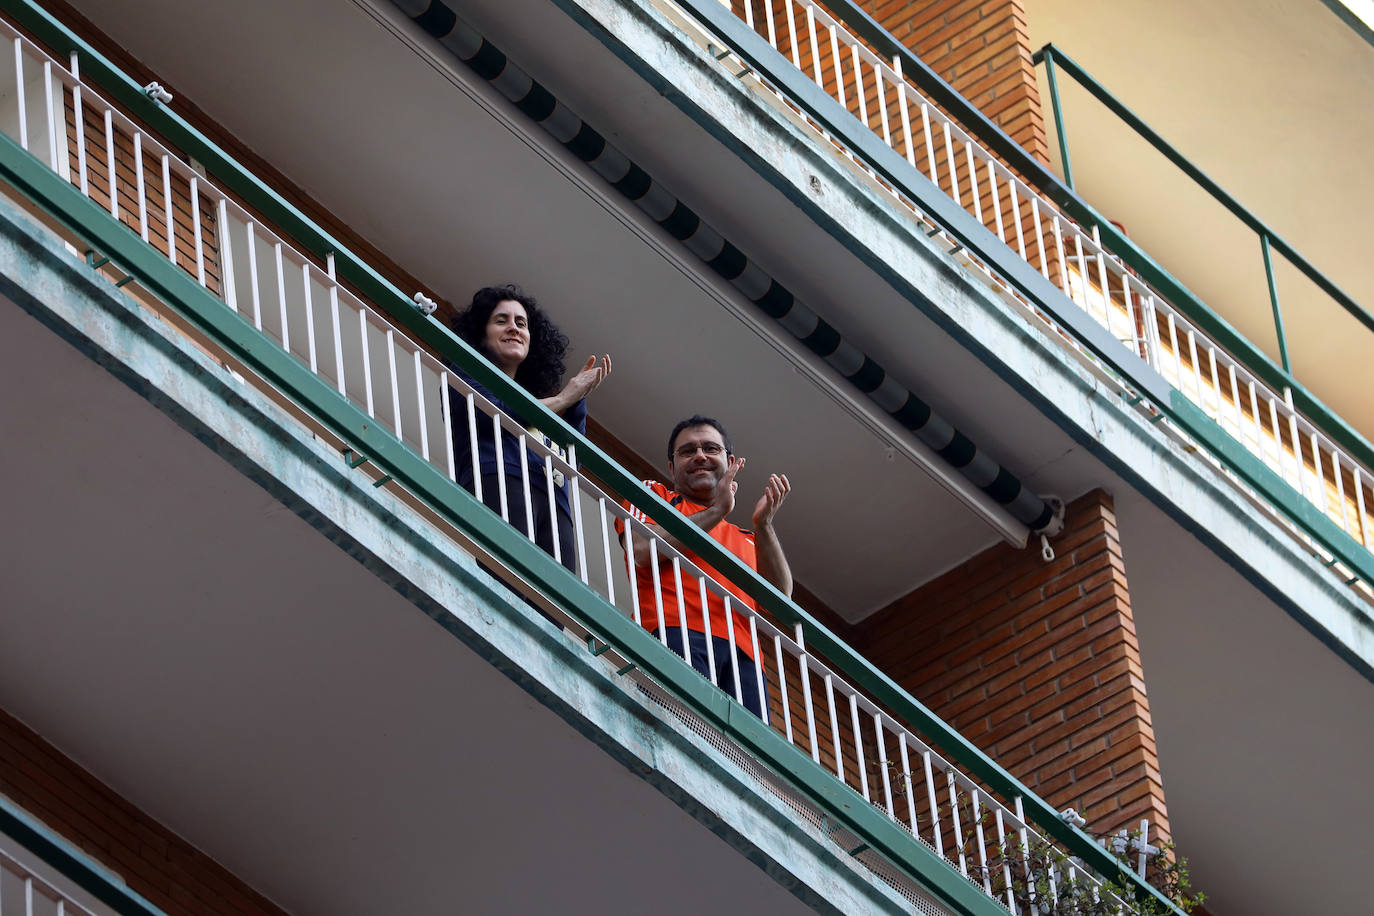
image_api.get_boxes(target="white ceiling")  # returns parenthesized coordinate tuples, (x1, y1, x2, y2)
(1027, 0, 1374, 441)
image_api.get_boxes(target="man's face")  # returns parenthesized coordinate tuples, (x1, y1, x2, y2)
(669, 424, 729, 501)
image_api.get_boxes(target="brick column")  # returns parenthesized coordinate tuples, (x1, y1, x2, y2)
(854, 489, 1170, 842)
(860, 0, 1049, 164)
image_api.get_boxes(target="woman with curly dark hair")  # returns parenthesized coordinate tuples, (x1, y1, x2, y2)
(448, 284, 611, 576)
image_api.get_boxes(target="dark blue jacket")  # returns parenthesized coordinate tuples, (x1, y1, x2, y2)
(448, 367, 586, 516)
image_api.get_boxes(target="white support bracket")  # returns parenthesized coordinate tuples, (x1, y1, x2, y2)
(413, 291, 438, 316)
(142, 81, 173, 105)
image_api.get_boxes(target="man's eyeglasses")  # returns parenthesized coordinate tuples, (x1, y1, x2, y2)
(674, 442, 727, 460)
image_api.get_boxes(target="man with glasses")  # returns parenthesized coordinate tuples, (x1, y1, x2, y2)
(618, 415, 792, 719)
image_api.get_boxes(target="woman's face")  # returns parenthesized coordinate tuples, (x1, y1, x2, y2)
(483, 299, 530, 377)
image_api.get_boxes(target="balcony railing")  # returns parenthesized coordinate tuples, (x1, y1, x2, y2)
(0, 794, 165, 915)
(0, 0, 1186, 913)
(673, 0, 1374, 603)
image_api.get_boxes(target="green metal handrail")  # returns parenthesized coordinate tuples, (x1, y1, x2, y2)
(1033, 42, 1374, 376)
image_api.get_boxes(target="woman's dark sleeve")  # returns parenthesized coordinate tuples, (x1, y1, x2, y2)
(562, 397, 588, 436)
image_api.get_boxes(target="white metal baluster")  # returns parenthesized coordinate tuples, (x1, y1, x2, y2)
(1008, 181, 1027, 260)
(700, 577, 718, 684)
(160, 155, 174, 264)
(326, 255, 345, 393)
(517, 434, 535, 539)
(1091, 226, 1112, 317)
(964, 143, 982, 223)
(102, 109, 116, 218)
(439, 373, 456, 482)
(827, 25, 845, 110)
(564, 444, 588, 583)
(132, 133, 148, 241)
(762, 0, 777, 47)
(413, 351, 428, 460)
(1072, 233, 1090, 312)
(1266, 392, 1285, 474)
(851, 45, 868, 129)
(850, 694, 870, 800)
(774, 634, 793, 742)
(893, 58, 916, 165)
(874, 717, 894, 817)
(723, 595, 744, 704)
(741, 0, 753, 30)
(824, 674, 843, 780)
(995, 808, 1016, 913)
(1015, 797, 1035, 910)
(359, 310, 376, 417)
(246, 222, 263, 330)
(986, 162, 1006, 242)
(1354, 467, 1371, 549)
(1038, 201, 1058, 282)
(386, 329, 402, 438)
(948, 772, 967, 874)
(272, 242, 289, 350)
(919, 103, 938, 181)
(1206, 345, 1223, 419)
(1143, 293, 1164, 373)
(1228, 365, 1249, 447)
(924, 751, 943, 857)
(1118, 264, 1139, 356)
(545, 453, 561, 566)
(1333, 450, 1353, 537)
(24, 873, 34, 915)
(805, 7, 822, 84)
(1185, 330, 1206, 411)
(797, 624, 821, 764)
(42, 61, 58, 170)
(72, 53, 89, 196)
(750, 617, 767, 725)
(304, 264, 319, 372)
(1286, 403, 1304, 495)
(1311, 431, 1328, 514)
(898, 735, 918, 836)
(190, 177, 205, 286)
(673, 558, 690, 664)
(465, 392, 482, 501)
(217, 199, 236, 311)
(874, 65, 892, 146)
(625, 522, 642, 625)
(783, 0, 801, 70)
(647, 537, 669, 643)
(491, 413, 506, 519)
(971, 790, 991, 893)
(13, 39, 27, 151)
(597, 497, 615, 603)
(941, 121, 961, 206)
(1166, 313, 1184, 386)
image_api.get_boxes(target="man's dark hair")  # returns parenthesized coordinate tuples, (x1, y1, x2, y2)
(667, 415, 733, 463)
(450, 284, 570, 398)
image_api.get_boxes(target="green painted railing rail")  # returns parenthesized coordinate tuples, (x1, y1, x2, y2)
(0, 794, 168, 915)
(1031, 42, 1374, 367)
(773, 0, 1374, 486)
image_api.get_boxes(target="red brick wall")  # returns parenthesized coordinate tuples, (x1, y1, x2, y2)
(0, 707, 287, 916)
(853, 489, 1170, 842)
(861, 0, 1049, 163)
